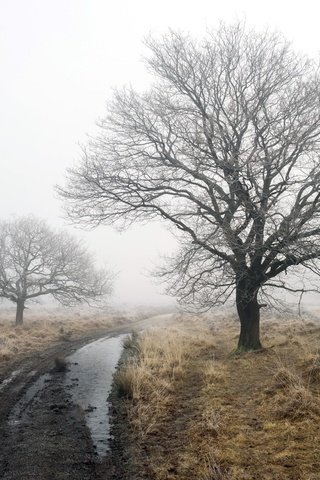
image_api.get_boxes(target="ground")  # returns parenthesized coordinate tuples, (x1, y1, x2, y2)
(111, 310, 320, 480)
(1, 307, 320, 479)
(0, 308, 174, 479)
(0, 306, 159, 376)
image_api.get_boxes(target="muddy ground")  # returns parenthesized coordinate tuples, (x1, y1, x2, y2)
(0, 314, 175, 479)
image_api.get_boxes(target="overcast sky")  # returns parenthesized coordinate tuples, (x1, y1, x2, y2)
(1, 0, 320, 306)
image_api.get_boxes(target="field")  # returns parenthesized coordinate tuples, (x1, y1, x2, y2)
(113, 309, 320, 480)
(0, 305, 162, 377)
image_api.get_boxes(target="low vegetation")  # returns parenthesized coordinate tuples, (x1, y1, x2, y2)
(0, 307, 154, 376)
(113, 311, 320, 479)
(114, 326, 195, 438)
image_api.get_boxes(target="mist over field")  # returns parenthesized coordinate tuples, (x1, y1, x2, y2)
(1, 0, 320, 310)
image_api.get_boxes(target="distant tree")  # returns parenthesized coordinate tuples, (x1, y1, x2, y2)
(0, 216, 111, 325)
(58, 23, 320, 351)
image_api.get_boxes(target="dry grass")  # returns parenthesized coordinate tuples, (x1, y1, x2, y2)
(273, 366, 302, 388)
(114, 327, 195, 439)
(202, 358, 229, 384)
(0, 306, 155, 375)
(275, 384, 320, 420)
(114, 311, 320, 480)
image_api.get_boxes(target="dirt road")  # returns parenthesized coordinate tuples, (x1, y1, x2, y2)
(0, 314, 175, 479)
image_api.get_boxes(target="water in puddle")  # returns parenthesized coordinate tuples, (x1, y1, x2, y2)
(64, 334, 127, 458)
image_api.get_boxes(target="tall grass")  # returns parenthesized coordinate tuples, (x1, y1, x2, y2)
(114, 327, 193, 438)
(112, 312, 320, 479)
(271, 347, 320, 420)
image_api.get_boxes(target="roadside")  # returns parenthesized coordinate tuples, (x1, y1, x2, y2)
(110, 312, 320, 480)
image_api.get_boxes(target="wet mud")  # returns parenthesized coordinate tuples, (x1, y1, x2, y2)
(1, 369, 96, 480)
(0, 335, 125, 479)
(0, 314, 175, 479)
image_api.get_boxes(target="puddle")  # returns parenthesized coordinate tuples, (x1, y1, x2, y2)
(64, 334, 127, 458)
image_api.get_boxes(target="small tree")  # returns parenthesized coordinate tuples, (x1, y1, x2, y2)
(59, 23, 320, 351)
(0, 216, 111, 325)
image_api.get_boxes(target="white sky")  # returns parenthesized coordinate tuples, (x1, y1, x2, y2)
(1, 0, 320, 306)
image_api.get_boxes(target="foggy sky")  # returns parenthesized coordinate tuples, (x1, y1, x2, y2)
(1, 0, 320, 306)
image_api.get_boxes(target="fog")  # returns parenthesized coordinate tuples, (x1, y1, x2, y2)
(1, 0, 320, 307)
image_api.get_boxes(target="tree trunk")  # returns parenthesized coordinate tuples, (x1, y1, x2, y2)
(15, 300, 25, 326)
(236, 281, 262, 351)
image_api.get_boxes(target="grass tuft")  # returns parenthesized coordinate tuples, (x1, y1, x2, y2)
(54, 356, 68, 372)
(273, 366, 302, 389)
(275, 385, 320, 420)
(122, 331, 141, 354)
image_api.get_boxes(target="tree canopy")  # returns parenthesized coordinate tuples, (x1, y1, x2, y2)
(0, 216, 111, 324)
(59, 23, 320, 350)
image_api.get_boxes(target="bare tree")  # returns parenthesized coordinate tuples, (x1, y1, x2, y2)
(58, 23, 320, 351)
(0, 216, 111, 325)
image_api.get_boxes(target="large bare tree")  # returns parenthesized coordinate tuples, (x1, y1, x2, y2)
(59, 23, 320, 350)
(0, 216, 111, 325)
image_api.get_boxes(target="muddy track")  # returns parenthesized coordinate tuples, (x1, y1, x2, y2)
(0, 328, 119, 479)
(0, 314, 175, 479)
(1, 370, 97, 480)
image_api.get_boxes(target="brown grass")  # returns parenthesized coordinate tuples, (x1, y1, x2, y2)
(114, 312, 320, 480)
(0, 306, 155, 376)
(114, 327, 194, 439)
